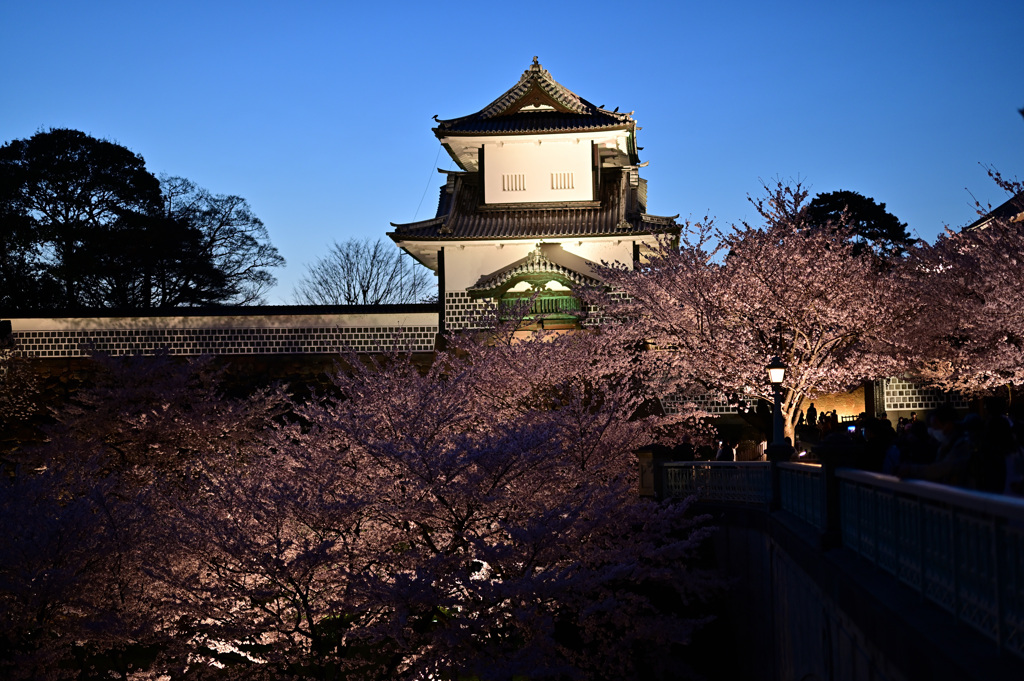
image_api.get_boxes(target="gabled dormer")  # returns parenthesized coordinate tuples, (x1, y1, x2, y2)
(432, 57, 639, 206)
(466, 245, 604, 322)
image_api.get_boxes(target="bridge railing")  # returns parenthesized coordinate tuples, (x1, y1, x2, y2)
(663, 461, 771, 505)
(659, 460, 1024, 661)
(778, 461, 827, 531)
(838, 469, 1024, 661)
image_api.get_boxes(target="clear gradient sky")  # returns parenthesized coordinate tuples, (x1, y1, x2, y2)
(2, 1, 1022, 303)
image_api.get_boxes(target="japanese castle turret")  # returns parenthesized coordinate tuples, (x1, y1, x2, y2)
(388, 57, 680, 333)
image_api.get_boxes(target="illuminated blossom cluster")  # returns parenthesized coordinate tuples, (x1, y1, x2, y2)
(597, 181, 913, 441)
(908, 173, 1024, 394)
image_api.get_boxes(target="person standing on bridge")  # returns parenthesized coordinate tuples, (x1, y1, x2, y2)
(898, 404, 970, 486)
(716, 440, 735, 461)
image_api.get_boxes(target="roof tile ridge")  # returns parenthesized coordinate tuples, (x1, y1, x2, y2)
(479, 82, 531, 119)
(434, 59, 635, 132)
(537, 77, 586, 113)
(389, 215, 446, 230)
(477, 58, 588, 119)
(641, 212, 681, 223)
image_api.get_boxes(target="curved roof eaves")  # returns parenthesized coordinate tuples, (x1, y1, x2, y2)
(434, 112, 632, 136)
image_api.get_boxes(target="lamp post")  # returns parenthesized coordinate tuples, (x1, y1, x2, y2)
(765, 356, 789, 508)
(767, 356, 786, 448)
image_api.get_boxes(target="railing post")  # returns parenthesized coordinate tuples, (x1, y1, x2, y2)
(765, 443, 791, 510)
(636, 449, 654, 498)
(821, 451, 841, 549)
(815, 440, 857, 549)
(653, 453, 666, 500)
(643, 446, 675, 501)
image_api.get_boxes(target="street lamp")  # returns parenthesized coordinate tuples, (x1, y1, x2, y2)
(767, 356, 787, 449)
(765, 356, 790, 507)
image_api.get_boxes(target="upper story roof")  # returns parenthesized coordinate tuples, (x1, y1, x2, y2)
(388, 167, 678, 243)
(432, 57, 635, 138)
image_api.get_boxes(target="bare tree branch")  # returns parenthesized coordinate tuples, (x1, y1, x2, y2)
(292, 238, 434, 305)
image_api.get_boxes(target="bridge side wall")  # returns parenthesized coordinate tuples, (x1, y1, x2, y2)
(708, 508, 1015, 681)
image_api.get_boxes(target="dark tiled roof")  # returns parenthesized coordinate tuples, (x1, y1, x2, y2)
(964, 190, 1024, 231)
(480, 58, 589, 117)
(435, 111, 631, 136)
(388, 168, 678, 241)
(433, 58, 633, 136)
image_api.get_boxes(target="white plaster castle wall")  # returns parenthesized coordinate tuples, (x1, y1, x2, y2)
(559, 239, 638, 270)
(440, 130, 630, 175)
(483, 139, 593, 204)
(444, 242, 537, 290)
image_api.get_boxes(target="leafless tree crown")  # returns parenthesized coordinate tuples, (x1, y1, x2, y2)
(292, 238, 433, 305)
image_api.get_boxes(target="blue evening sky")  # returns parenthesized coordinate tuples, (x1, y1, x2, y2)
(2, 1, 1022, 303)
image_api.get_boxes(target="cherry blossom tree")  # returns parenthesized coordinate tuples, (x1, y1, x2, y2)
(0, 353, 285, 679)
(598, 181, 913, 442)
(146, 324, 717, 680)
(908, 171, 1024, 396)
(0, 343, 41, 462)
(40, 352, 283, 478)
(0, 465, 111, 681)
(2, 326, 717, 679)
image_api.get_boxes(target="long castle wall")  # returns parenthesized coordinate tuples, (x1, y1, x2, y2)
(8, 306, 439, 358)
(5, 309, 964, 418)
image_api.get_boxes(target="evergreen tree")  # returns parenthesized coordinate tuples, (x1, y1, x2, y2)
(805, 189, 915, 259)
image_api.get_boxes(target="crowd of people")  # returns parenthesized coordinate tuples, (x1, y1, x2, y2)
(798, 402, 843, 434)
(664, 398, 1024, 497)
(801, 400, 1024, 496)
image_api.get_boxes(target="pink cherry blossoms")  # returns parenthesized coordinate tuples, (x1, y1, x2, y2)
(907, 172, 1024, 395)
(598, 181, 913, 441)
(0, 326, 718, 680)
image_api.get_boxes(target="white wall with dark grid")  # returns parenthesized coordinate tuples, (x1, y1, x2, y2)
(10, 312, 439, 357)
(444, 291, 493, 331)
(661, 392, 738, 416)
(882, 377, 968, 411)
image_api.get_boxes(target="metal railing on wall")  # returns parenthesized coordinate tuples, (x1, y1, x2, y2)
(659, 460, 1024, 661)
(663, 461, 772, 505)
(838, 470, 1024, 661)
(779, 462, 827, 531)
